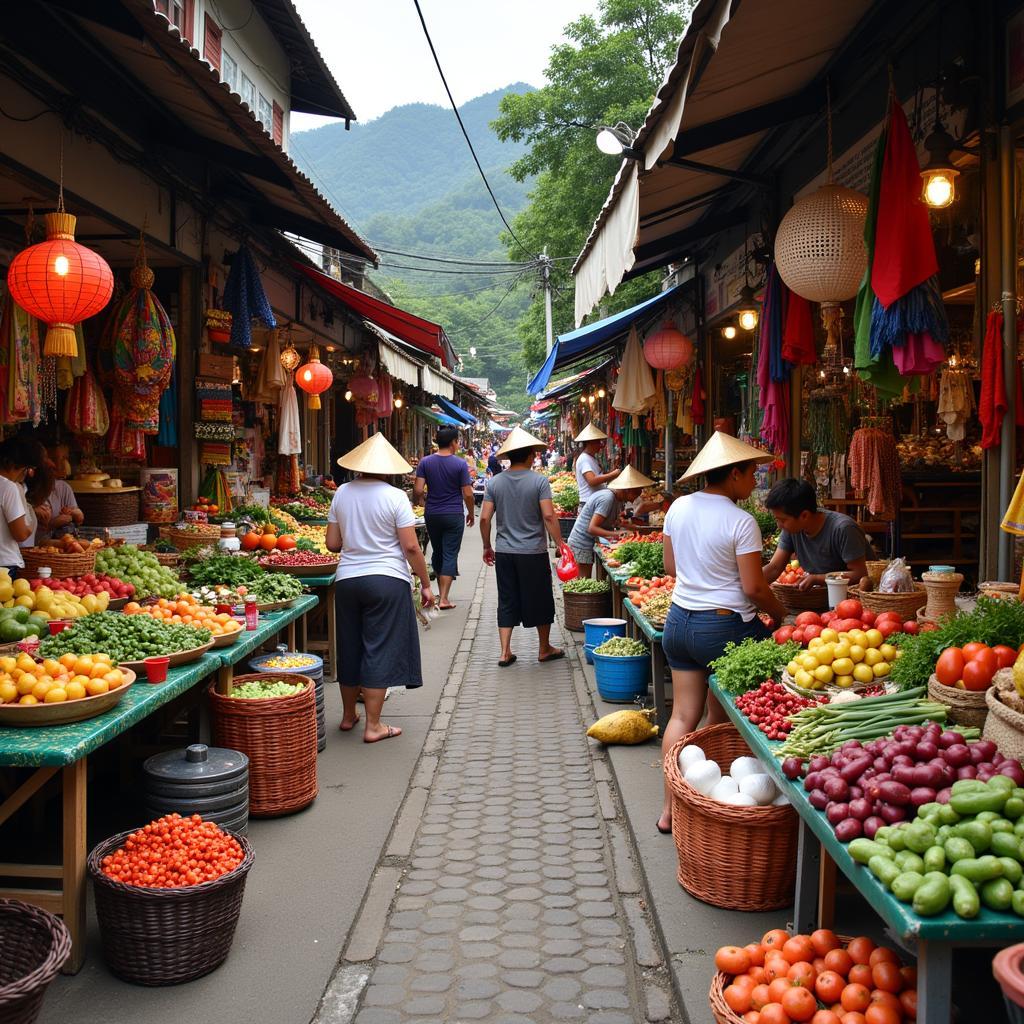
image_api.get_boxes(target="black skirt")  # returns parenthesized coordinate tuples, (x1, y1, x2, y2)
(495, 552, 555, 628)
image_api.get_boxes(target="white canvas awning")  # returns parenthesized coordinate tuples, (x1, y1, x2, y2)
(422, 364, 454, 400)
(367, 321, 422, 388)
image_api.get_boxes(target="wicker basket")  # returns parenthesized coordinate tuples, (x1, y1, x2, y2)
(866, 560, 889, 587)
(921, 571, 963, 621)
(0, 900, 70, 1024)
(167, 525, 221, 551)
(208, 673, 317, 817)
(985, 688, 1024, 761)
(557, 517, 577, 542)
(88, 829, 253, 986)
(849, 584, 927, 619)
(143, 547, 182, 567)
(770, 581, 828, 613)
(563, 588, 611, 632)
(19, 548, 96, 578)
(665, 724, 798, 911)
(927, 675, 989, 730)
(74, 489, 141, 528)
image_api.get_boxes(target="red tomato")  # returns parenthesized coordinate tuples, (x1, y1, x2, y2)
(994, 645, 1018, 669)
(840, 983, 871, 1012)
(867, 991, 902, 1012)
(802, 625, 823, 641)
(836, 599, 864, 619)
(848, 964, 874, 988)
(898, 988, 917, 1019)
(920, 622, 939, 632)
(901, 620, 919, 634)
(812, 958, 828, 975)
(839, 1015, 868, 1024)
(811, 929, 841, 956)
(743, 1013, 762, 1024)
(762, 930, 791, 952)
(898, 965, 917, 989)
(962, 659, 995, 691)
(962, 642, 990, 660)
(871, 961, 903, 993)
(811, 1013, 843, 1024)
(768, 978, 793, 1004)
(795, 611, 822, 627)
(745, 943, 766, 967)
(748, 966, 768, 984)
(765, 957, 790, 982)
(782, 936, 816, 965)
(823, 949, 854, 976)
(782, 986, 818, 1022)
(863, 1006, 901, 1024)
(815, 970, 846, 1004)
(876, 620, 901, 638)
(820, 612, 836, 624)
(971, 646, 998, 675)
(759, 1004, 791, 1024)
(724, 983, 754, 1014)
(860, 610, 876, 626)
(867, 947, 900, 968)
(792, 628, 806, 644)
(750, 983, 772, 1010)
(935, 647, 965, 686)
(774, 626, 796, 644)
(732, 975, 758, 994)
(787, 961, 816, 989)
(716, 946, 752, 974)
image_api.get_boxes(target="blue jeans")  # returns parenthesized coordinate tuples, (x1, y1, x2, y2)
(662, 606, 770, 672)
(424, 513, 465, 579)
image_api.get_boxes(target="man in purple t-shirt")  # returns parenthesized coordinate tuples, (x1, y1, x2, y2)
(413, 427, 475, 609)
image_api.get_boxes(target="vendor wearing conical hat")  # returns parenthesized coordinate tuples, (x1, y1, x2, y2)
(573, 422, 620, 503)
(326, 433, 435, 744)
(655, 432, 787, 836)
(566, 466, 657, 578)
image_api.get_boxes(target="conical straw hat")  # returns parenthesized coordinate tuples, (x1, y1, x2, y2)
(678, 431, 773, 481)
(608, 465, 656, 491)
(496, 425, 547, 457)
(574, 423, 608, 443)
(337, 432, 412, 475)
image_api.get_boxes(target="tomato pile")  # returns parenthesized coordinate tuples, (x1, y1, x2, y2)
(735, 680, 822, 739)
(628, 576, 675, 608)
(772, 601, 934, 648)
(775, 559, 807, 586)
(100, 813, 244, 888)
(716, 929, 917, 1024)
(934, 642, 1018, 692)
(29, 574, 135, 599)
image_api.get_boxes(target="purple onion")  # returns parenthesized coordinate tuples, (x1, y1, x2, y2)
(863, 816, 885, 838)
(808, 789, 829, 811)
(939, 730, 965, 749)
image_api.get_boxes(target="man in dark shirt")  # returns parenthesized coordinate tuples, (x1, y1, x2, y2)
(486, 446, 502, 477)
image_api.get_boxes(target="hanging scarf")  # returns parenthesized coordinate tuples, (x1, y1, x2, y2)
(690, 366, 705, 424)
(222, 244, 276, 350)
(781, 290, 816, 365)
(979, 309, 1008, 449)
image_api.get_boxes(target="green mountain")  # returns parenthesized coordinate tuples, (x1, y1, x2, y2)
(291, 85, 537, 409)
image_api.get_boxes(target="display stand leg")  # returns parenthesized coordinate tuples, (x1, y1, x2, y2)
(790, 818, 820, 935)
(287, 617, 296, 651)
(326, 584, 337, 683)
(218, 664, 234, 696)
(818, 845, 837, 929)
(61, 759, 86, 973)
(915, 940, 952, 1024)
(652, 643, 668, 733)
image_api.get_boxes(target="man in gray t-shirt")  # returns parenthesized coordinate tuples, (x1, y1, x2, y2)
(483, 470, 552, 554)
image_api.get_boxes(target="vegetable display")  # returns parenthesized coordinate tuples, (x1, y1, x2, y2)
(231, 678, 305, 699)
(594, 637, 647, 657)
(612, 541, 663, 580)
(772, 603, 917, 647)
(775, 558, 807, 587)
(735, 681, 823, 740)
(100, 813, 244, 888)
(0, 651, 128, 705)
(0, 607, 49, 643)
(255, 653, 319, 670)
(246, 574, 304, 603)
(124, 597, 242, 638)
(258, 551, 338, 569)
(552, 483, 579, 516)
(561, 578, 610, 594)
(29, 574, 135, 600)
(187, 554, 265, 589)
(639, 591, 672, 628)
(39, 613, 211, 662)
(712, 637, 803, 695)
(95, 546, 183, 600)
(932, 643, 1016, 691)
(785, 628, 902, 691)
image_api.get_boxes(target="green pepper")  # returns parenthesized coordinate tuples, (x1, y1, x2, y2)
(923, 845, 947, 873)
(950, 790, 1009, 816)
(912, 871, 951, 916)
(991, 831, 1023, 861)
(952, 779, 987, 794)
(869, 855, 901, 889)
(951, 856, 1005, 884)
(938, 804, 962, 825)
(903, 821, 937, 854)
(949, 874, 980, 919)
(981, 877, 1015, 912)
(849, 839, 894, 865)
(890, 871, 925, 903)
(895, 850, 926, 874)
(1000, 857, 1024, 886)
(1004, 797, 1024, 821)
(954, 821, 993, 854)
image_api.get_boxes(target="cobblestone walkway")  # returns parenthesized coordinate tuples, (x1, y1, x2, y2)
(349, 578, 657, 1024)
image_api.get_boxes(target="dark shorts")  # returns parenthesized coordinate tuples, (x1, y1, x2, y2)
(662, 606, 770, 672)
(424, 513, 464, 579)
(334, 575, 423, 689)
(495, 552, 555, 629)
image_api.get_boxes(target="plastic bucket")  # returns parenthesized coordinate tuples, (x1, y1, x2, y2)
(583, 618, 627, 665)
(592, 650, 649, 703)
(993, 944, 1024, 1024)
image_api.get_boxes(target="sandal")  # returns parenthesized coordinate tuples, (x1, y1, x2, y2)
(364, 725, 401, 744)
(498, 655, 517, 668)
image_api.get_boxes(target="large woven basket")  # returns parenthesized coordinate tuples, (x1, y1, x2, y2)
(0, 900, 70, 1024)
(142, 546, 182, 567)
(865, 560, 889, 587)
(984, 688, 1024, 762)
(167, 524, 221, 551)
(665, 724, 798, 911)
(20, 548, 95, 578)
(74, 489, 141, 527)
(563, 588, 611, 632)
(88, 829, 253, 986)
(927, 675, 989, 730)
(849, 584, 927, 619)
(770, 581, 828, 613)
(208, 673, 318, 817)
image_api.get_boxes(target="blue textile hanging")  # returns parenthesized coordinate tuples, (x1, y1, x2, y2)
(869, 274, 949, 358)
(222, 244, 276, 350)
(156, 362, 178, 446)
(762, 264, 791, 384)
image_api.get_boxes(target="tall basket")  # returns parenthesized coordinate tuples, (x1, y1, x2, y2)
(0, 900, 70, 1023)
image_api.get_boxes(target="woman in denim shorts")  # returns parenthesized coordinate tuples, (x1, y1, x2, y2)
(656, 433, 787, 835)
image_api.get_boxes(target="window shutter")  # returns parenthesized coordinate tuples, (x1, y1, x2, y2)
(272, 101, 284, 146)
(204, 14, 222, 71)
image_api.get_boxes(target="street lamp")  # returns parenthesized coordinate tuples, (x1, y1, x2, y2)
(920, 120, 959, 208)
(596, 122, 641, 160)
(737, 284, 759, 333)
(722, 325, 737, 340)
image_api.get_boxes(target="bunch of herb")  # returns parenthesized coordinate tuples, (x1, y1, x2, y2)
(188, 554, 265, 588)
(613, 541, 663, 578)
(553, 485, 579, 515)
(711, 637, 803, 695)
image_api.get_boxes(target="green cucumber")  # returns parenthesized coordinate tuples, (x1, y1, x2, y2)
(849, 838, 893, 865)
(981, 877, 1015, 912)
(923, 845, 947, 873)
(951, 856, 1005, 884)
(890, 871, 925, 903)
(991, 831, 1023, 861)
(894, 850, 926, 874)
(1000, 857, 1024, 886)
(912, 871, 951, 916)
(869, 855, 901, 889)
(949, 874, 980, 919)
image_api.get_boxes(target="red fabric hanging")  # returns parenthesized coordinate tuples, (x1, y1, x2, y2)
(871, 98, 939, 308)
(780, 291, 816, 365)
(690, 367, 705, 424)
(980, 310, 1008, 449)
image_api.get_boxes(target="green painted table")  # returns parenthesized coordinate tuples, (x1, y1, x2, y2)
(594, 547, 631, 617)
(622, 599, 668, 731)
(708, 675, 1024, 1023)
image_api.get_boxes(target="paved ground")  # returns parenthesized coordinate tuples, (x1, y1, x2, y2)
(317, 568, 676, 1024)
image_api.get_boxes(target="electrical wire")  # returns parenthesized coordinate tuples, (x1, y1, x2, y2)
(410, 0, 534, 260)
(448, 269, 532, 334)
(0, 101, 52, 122)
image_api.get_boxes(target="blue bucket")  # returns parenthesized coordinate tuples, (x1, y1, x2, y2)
(582, 618, 627, 665)
(592, 650, 649, 702)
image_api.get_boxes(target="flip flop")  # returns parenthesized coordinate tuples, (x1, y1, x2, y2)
(439, 603, 456, 610)
(538, 650, 565, 663)
(364, 725, 401, 744)
(656, 821, 672, 835)
(498, 655, 517, 667)
(339, 715, 361, 732)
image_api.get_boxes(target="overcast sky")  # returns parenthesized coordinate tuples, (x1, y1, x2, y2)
(291, 0, 602, 129)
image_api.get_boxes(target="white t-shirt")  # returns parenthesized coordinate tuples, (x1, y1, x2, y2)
(0, 477, 26, 567)
(17, 484, 35, 548)
(575, 452, 604, 503)
(328, 478, 416, 584)
(663, 491, 763, 621)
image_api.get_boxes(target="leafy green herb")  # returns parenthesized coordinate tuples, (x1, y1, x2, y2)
(739, 497, 778, 540)
(188, 554, 265, 588)
(562, 578, 610, 594)
(711, 637, 803, 695)
(613, 541, 663, 579)
(553, 485, 579, 514)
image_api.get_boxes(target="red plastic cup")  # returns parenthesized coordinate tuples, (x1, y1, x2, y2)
(48, 620, 69, 636)
(144, 656, 170, 684)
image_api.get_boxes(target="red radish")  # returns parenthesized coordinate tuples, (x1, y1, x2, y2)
(901, 620, 920, 635)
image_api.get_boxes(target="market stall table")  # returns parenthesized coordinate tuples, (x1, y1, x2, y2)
(707, 675, 1024, 1023)
(593, 547, 630, 617)
(289, 577, 336, 682)
(622, 598, 669, 731)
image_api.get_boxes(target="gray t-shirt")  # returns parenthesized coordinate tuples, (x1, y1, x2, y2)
(568, 489, 620, 551)
(778, 510, 868, 574)
(484, 470, 552, 555)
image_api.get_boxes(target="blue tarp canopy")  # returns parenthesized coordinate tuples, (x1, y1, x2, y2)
(527, 282, 686, 394)
(435, 395, 478, 425)
(414, 405, 462, 428)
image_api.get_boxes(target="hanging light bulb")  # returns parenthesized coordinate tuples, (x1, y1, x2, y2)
(587, 394, 596, 405)
(394, 395, 404, 409)
(344, 390, 353, 401)
(920, 112, 959, 209)
(579, 396, 586, 405)
(279, 335, 301, 372)
(737, 284, 759, 332)
(597, 387, 606, 399)
(722, 325, 737, 340)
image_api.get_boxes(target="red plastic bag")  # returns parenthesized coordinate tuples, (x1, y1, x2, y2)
(556, 544, 579, 582)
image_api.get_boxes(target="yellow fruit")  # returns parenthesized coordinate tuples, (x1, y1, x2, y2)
(864, 629, 884, 649)
(835, 675, 854, 688)
(879, 643, 898, 662)
(31, 681, 52, 700)
(65, 681, 86, 700)
(813, 664, 834, 684)
(43, 687, 67, 703)
(81, 595, 97, 614)
(873, 661, 891, 678)
(794, 669, 816, 689)
(42, 659, 62, 677)
(18, 694, 38, 705)
(853, 663, 875, 684)
(85, 679, 109, 696)
(786, 661, 800, 676)
(832, 641, 852, 660)
(799, 654, 819, 671)
(98, 592, 110, 610)
(0, 657, 15, 673)
(73, 657, 94, 676)
(820, 628, 839, 644)
(12, 579, 30, 597)
(15, 675, 36, 696)
(0, 681, 16, 703)
(807, 637, 824, 650)
(70, 674, 91, 690)
(832, 658, 855, 676)
(0, 586, 13, 603)
(849, 644, 866, 664)
(14, 595, 33, 608)
(848, 630, 868, 647)
(815, 644, 835, 666)
(864, 648, 883, 667)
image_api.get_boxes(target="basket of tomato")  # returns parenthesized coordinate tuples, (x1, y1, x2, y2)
(926, 642, 1018, 730)
(87, 813, 254, 985)
(709, 929, 918, 1024)
(770, 561, 829, 613)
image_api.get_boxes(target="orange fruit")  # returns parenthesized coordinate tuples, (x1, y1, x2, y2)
(85, 679, 109, 696)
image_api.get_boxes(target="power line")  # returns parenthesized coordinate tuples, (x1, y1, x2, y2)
(410, 0, 534, 260)
(449, 269, 532, 335)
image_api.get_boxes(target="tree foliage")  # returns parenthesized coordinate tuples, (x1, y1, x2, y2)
(493, 0, 695, 374)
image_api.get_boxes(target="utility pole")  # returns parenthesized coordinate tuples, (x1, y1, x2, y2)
(541, 247, 554, 355)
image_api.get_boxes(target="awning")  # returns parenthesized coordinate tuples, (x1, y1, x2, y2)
(436, 396, 478, 425)
(572, 0, 871, 323)
(488, 421, 513, 433)
(364, 321, 423, 388)
(541, 358, 615, 401)
(413, 405, 462, 428)
(422, 364, 454, 400)
(528, 283, 685, 394)
(294, 262, 457, 368)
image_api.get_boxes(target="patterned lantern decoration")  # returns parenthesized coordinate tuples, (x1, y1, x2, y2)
(643, 320, 694, 369)
(279, 338, 301, 372)
(774, 184, 868, 303)
(295, 344, 333, 410)
(347, 374, 378, 404)
(7, 211, 113, 357)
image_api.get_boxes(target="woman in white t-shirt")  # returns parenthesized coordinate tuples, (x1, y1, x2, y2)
(0, 439, 40, 571)
(573, 423, 620, 503)
(326, 433, 435, 744)
(656, 433, 787, 835)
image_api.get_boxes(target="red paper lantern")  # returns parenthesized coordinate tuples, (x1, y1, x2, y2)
(7, 211, 113, 357)
(643, 320, 693, 369)
(348, 374, 378, 404)
(295, 344, 333, 410)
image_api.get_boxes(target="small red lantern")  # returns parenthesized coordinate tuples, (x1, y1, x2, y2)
(643, 320, 693, 370)
(7, 211, 113, 357)
(347, 374, 378, 404)
(295, 343, 333, 410)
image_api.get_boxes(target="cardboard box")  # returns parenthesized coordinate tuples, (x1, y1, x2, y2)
(198, 353, 234, 382)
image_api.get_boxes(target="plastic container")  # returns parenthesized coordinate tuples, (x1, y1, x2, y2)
(47, 619, 68, 636)
(37, 566, 52, 579)
(582, 618, 626, 665)
(825, 573, 849, 608)
(592, 650, 649, 702)
(993, 943, 1024, 1023)
(144, 656, 170, 683)
(244, 599, 258, 631)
